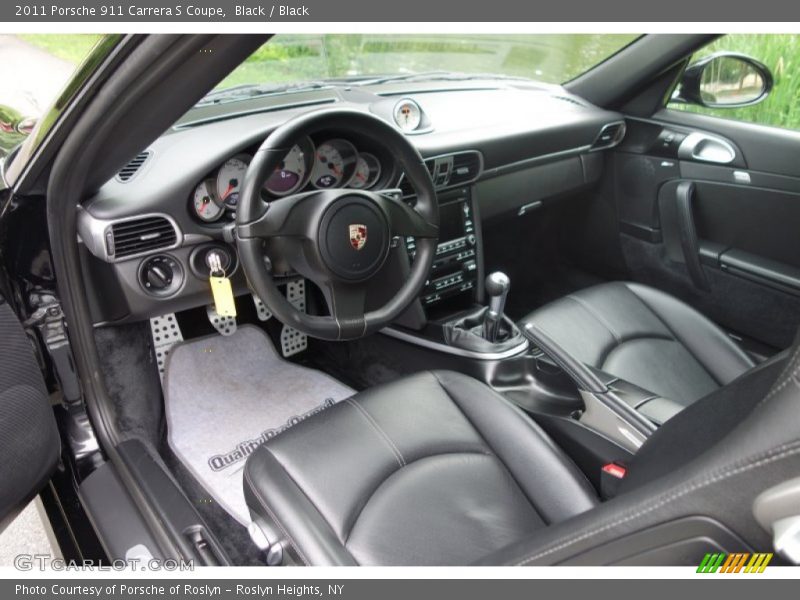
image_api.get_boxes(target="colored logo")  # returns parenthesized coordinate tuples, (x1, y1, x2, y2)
(697, 552, 773, 573)
(349, 224, 367, 251)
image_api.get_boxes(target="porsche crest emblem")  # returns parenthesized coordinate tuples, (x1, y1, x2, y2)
(349, 224, 367, 251)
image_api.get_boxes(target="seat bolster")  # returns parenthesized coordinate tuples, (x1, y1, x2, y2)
(624, 283, 754, 385)
(243, 446, 357, 566)
(431, 370, 598, 523)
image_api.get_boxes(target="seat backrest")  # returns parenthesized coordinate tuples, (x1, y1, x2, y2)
(479, 331, 800, 565)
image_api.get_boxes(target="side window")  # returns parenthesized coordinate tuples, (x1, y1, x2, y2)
(667, 34, 799, 131)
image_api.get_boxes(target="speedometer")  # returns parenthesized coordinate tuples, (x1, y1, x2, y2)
(216, 155, 250, 208)
(310, 139, 357, 189)
(264, 137, 314, 196)
(350, 153, 382, 190)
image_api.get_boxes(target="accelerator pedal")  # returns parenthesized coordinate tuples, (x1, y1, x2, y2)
(280, 279, 308, 357)
(149, 313, 184, 383)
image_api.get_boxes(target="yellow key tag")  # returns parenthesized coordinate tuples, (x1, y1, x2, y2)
(209, 276, 237, 317)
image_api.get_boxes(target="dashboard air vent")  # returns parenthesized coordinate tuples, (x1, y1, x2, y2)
(449, 152, 482, 186)
(116, 151, 151, 182)
(554, 95, 587, 107)
(592, 122, 626, 150)
(399, 151, 483, 197)
(110, 216, 177, 259)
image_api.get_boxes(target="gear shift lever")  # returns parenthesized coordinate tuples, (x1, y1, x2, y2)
(483, 271, 510, 342)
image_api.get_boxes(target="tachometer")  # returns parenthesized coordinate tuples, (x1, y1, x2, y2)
(192, 180, 224, 222)
(216, 155, 250, 208)
(265, 137, 314, 196)
(350, 152, 382, 190)
(310, 139, 357, 189)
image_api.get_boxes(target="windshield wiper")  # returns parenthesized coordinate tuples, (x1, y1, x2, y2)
(196, 81, 332, 106)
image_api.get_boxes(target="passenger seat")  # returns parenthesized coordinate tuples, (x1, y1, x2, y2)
(519, 282, 754, 408)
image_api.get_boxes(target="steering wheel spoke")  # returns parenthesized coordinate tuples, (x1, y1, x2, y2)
(320, 280, 368, 338)
(237, 190, 321, 239)
(374, 193, 439, 239)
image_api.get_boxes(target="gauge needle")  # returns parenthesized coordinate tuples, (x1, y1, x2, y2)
(221, 179, 237, 200)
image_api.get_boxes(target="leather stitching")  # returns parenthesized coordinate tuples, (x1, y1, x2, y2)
(565, 294, 622, 345)
(429, 370, 556, 524)
(755, 342, 800, 408)
(624, 283, 728, 387)
(597, 333, 676, 373)
(346, 397, 406, 467)
(515, 440, 800, 566)
(243, 459, 310, 566)
(343, 450, 492, 544)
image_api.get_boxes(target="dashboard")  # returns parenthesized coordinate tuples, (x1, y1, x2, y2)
(77, 82, 625, 325)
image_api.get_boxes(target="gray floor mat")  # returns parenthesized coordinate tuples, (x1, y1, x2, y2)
(164, 325, 354, 526)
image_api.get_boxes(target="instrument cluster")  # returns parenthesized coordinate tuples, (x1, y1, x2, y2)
(190, 136, 387, 223)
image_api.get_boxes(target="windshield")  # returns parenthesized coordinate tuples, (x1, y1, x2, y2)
(214, 34, 639, 95)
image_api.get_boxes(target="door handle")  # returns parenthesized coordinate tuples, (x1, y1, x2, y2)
(675, 181, 710, 291)
(678, 132, 736, 164)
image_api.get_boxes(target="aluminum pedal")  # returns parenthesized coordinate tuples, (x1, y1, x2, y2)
(280, 279, 308, 357)
(206, 305, 237, 336)
(149, 313, 184, 382)
(252, 294, 273, 322)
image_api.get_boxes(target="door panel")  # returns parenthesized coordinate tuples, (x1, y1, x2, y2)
(612, 116, 800, 351)
(0, 297, 60, 531)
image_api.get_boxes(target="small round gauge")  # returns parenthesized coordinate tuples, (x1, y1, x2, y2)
(310, 139, 358, 189)
(393, 98, 423, 131)
(216, 155, 250, 208)
(350, 153, 382, 190)
(192, 180, 224, 222)
(264, 137, 314, 197)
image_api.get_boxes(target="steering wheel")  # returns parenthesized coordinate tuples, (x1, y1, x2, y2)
(236, 108, 439, 341)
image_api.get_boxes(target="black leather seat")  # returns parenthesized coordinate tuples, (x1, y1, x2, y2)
(243, 370, 598, 565)
(244, 336, 800, 566)
(520, 282, 754, 407)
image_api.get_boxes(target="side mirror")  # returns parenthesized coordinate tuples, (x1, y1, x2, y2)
(673, 52, 773, 108)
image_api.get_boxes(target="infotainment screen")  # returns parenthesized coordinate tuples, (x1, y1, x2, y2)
(438, 201, 463, 241)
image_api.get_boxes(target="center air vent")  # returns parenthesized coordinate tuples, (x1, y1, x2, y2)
(449, 152, 482, 186)
(116, 151, 151, 182)
(398, 151, 483, 197)
(592, 122, 627, 150)
(110, 216, 178, 259)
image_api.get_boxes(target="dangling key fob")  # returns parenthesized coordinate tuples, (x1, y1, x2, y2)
(208, 251, 236, 317)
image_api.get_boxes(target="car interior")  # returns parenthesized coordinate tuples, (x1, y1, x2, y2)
(3, 33, 800, 566)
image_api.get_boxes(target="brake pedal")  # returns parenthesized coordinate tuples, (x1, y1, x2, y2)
(280, 279, 308, 357)
(149, 313, 184, 382)
(206, 305, 237, 336)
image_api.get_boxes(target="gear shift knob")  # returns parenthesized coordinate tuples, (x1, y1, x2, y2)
(485, 271, 510, 317)
(483, 272, 510, 343)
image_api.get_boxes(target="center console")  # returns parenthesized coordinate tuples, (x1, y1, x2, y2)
(405, 185, 481, 311)
(375, 154, 662, 494)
